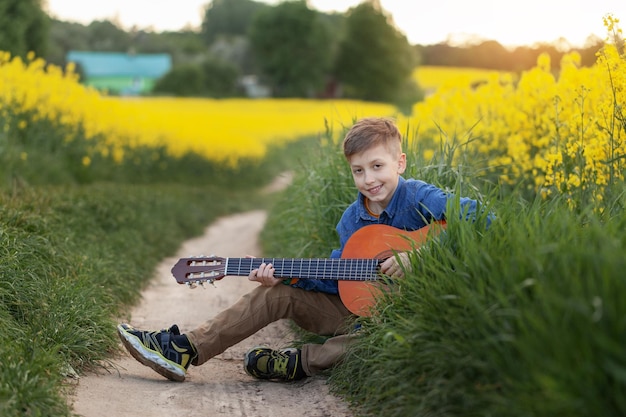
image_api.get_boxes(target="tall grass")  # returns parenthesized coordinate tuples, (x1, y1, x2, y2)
(262, 122, 354, 258)
(330, 191, 626, 416)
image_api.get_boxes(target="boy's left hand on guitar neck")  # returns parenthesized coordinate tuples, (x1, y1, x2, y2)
(247, 256, 283, 287)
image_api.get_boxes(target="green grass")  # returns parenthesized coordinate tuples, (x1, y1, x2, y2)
(0, 182, 263, 416)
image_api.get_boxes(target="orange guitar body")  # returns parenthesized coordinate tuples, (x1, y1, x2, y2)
(339, 223, 445, 316)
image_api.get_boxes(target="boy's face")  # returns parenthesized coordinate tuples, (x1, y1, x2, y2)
(348, 143, 406, 214)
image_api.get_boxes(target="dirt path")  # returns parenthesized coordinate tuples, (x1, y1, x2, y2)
(69, 207, 353, 417)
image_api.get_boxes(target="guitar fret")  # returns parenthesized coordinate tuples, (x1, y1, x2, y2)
(283, 259, 293, 276)
(328, 259, 332, 280)
(348, 260, 353, 281)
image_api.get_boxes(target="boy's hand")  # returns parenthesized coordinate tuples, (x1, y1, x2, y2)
(247, 256, 283, 287)
(380, 252, 411, 278)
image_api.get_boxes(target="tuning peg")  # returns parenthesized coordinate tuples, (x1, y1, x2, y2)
(186, 282, 197, 290)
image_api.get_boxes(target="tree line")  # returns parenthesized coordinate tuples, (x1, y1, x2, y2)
(0, 0, 609, 111)
(417, 39, 603, 72)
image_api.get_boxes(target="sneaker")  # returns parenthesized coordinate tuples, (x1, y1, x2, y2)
(117, 323, 197, 382)
(244, 346, 306, 381)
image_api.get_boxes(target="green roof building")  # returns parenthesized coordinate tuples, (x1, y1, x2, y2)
(66, 51, 172, 95)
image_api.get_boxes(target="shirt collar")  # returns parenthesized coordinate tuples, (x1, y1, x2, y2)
(355, 176, 406, 222)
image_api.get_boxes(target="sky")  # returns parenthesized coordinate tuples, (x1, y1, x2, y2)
(44, 0, 626, 48)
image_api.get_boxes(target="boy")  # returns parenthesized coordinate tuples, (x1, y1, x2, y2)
(118, 117, 483, 382)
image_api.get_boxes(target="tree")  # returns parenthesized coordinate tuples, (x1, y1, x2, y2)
(46, 19, 206, 67)
(249, 1, 333, 97)
(201, 0, 268, 45)
(86, 20, 131, 51)
(0, 0, 49, 58)
(470, 40, 511, 70)
(333, 1, 419, 106)
(46, 20, 90, 66)
(201, 0, 269, 77)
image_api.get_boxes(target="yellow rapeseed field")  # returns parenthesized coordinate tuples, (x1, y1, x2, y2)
(413, 66, 514, 93)
(111, 97, 398, 166)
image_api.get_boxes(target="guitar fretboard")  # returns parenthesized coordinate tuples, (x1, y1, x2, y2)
(225, 258, 381, 281)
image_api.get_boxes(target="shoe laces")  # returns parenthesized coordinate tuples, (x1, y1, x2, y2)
(262, 349, 292, 376)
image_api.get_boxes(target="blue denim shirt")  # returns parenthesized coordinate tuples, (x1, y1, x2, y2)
(291, 177, 482, 294)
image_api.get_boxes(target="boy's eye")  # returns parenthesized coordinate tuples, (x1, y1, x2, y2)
(353, 168, 362, 174)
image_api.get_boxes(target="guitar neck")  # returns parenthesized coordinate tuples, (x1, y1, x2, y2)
(225, 257, 381, 281)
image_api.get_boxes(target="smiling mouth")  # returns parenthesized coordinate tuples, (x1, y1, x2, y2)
(368, 185, 382, 194)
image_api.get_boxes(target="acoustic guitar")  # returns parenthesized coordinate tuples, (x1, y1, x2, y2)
(171, 223, 444, 316)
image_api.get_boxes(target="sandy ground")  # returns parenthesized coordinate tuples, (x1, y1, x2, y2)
(68, 174, 353, 417)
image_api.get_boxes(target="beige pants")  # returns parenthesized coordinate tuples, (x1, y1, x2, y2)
(187, 284, 355, 376)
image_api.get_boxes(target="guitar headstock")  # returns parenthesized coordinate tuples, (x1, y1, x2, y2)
(171, 256, 227, 287)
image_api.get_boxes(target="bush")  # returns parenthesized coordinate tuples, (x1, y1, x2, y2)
(153, 57, 240, 97)
(153, 63, 205, 96)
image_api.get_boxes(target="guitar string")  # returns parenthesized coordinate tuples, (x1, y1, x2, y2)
(228, 258, 380, 281)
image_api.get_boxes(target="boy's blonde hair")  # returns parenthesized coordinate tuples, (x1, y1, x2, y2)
(342, 117, 402, 159)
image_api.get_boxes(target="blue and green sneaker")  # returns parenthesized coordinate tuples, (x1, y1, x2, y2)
(117, 323, 197, 382)
(244, 346, 306, 381)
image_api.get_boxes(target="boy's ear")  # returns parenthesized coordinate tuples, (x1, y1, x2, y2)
(398, 153, 407, 174)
